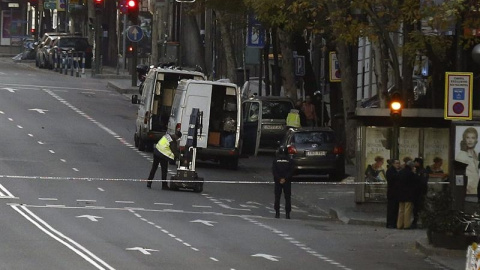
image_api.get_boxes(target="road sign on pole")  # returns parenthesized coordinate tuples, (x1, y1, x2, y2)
(294, 55, 305, 77)
(127, 25, 143, 42)
(329, 52, 341, 82)
(444, 72, 473, 120)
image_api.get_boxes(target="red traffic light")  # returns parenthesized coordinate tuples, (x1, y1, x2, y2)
(127, 0, 136, 7)
(94, 0, 104, 11)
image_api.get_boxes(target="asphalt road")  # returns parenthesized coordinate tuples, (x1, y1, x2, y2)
(0, 58, 446, 270)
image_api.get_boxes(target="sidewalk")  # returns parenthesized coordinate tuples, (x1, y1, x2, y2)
(12, 58, 467, 270)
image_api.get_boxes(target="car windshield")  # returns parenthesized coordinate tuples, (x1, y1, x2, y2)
(292, 132, 335, 144)
(262, 101, 293, 119)
(59, 38, 89, 50)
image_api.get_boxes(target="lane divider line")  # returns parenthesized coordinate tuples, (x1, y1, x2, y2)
(10, 205, 115, 270)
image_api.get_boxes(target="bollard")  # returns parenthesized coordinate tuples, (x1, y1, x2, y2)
(75, 52, 80, 77)
(58, 52, 63, 73)
(53, 52, 57, 72)
(70, 52, 74, 76)
(82, 52, 85, 75)
(64, 52, 69, 75)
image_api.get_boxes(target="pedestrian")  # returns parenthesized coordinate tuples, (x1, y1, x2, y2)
(272, 146, 294, 219)
(425, 157, 444, 175)
(412, 157, 428, 229)
(397, 160, 418, 229)
(147, 130, 182, 189)
(386, 159, 401, 229)
(286, 108, 301, 128)
(301, 95, 317, 127)
(313, 91, 330, 126)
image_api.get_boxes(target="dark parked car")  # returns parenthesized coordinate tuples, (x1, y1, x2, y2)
(48, 36, 93, 69)
(276, 127, 345, 181)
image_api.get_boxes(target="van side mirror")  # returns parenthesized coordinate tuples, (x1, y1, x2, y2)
(131, 95, 139, 104)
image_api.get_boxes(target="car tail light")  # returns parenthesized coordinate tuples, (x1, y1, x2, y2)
(176, 123, 181, 131)
(333, 146, 344, 155)
(287, 145, 297, 154)
(144, 111, 150, 124)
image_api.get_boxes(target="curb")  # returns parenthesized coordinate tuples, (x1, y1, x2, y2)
(106, 81, 138, 95)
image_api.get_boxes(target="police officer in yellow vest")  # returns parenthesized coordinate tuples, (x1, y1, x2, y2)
(147, 130, 182, 189)
(286, 109, 301, 128)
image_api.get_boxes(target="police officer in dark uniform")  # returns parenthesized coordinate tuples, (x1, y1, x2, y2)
(272, 146, 294, 219)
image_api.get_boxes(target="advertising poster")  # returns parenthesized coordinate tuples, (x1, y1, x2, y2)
(364, 127, 390, 201)
(454, 125, 480, 195)
(399, 128, 420, 162)
(423, 128, 449, 174)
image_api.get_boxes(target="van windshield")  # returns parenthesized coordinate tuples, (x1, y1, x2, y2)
(262, 101, 293, 119)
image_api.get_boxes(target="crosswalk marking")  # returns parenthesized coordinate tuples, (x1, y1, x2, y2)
(0, 184, 15, 198)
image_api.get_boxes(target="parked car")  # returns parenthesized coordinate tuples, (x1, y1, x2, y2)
(48, 36, 93, 69)
(276, 127, 345, 180)
(242, 96, 294, 155)
(35, 32, 72, 68)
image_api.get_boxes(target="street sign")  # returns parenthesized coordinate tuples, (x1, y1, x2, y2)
(329, 52, 341, 82)
(294, 55, 305, 76)
(444, 72, 473, 120)
(126, 25, 143, 42)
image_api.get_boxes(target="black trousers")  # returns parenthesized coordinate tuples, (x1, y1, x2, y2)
(274, 181, 291, 213)
(147, 149, 170, 187)
(386, 199, 399, 228)
(412, 195, 425, 225)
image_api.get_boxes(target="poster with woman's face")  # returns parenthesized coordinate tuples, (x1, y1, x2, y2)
(455, 126, 480, 195)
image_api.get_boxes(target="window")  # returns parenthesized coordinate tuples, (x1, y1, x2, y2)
(292, 132, 334, 144)
(262, 101, 293, 120)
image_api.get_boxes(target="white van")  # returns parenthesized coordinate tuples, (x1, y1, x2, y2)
(167, 80, 241, 169)
(131, 67, 205, 151)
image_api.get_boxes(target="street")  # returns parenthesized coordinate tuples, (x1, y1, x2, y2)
(0, 58, 446, 269)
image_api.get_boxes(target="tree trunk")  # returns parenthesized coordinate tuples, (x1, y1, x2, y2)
(402, 22, 414, 107)
(277, 28, 297, 100)
(215, 10, 237, 82)
(181, 9, 206, 71)
(105, 0, 118, 67)
(272, 27, 281, 96)
(336, 41, 357, 162)
(371, 39, 388, 108)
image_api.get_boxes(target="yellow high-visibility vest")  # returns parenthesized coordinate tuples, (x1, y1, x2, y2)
(155, 135, 175, 160)
(286, 110, 301, 128)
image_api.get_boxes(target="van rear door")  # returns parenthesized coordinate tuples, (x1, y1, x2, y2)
(180, 83, 212, 149)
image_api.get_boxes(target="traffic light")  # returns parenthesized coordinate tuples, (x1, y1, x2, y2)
(94, 0, 104, 12)
(127, 0, 139, 22)
(126, 45, 135, 57)
(389, 92, 403, 118)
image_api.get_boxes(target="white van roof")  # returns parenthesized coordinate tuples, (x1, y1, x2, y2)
(181, 79, 238, 88)
(152, 67, 206, 78)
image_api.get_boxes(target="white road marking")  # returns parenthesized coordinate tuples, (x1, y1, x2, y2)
(251, 254, 280, 262)
(28, 134, 34, 137)
(77, 215, 103, 222)
(126, 247, 158, 255)
(154, 202, 173, 206)
(49, 150, 55, 154)
(10, 205, 115, 269)
(77, 200, 97, 202)
(38, 198, 58, 201)
(17, 125, 23, 129)
(192, 205, 212, 208)
(97, 188, 105, 192)
(115, 201, 134, 204)
(190, 219, 217, 227)
(37, 141, 44, 145)
(8, 118, 13, 121)
(29, 108, 48, 114)
(210, 257, 219, 262)
(60, 159, 66, 162)
(72, 168, 79, 172)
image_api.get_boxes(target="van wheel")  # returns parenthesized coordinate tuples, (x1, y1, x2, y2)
(134, 134, 139, 148)
(138, 137, 146, 151)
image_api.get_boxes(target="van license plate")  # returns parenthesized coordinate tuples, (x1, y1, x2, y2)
(264, 125, 283, 130)
(306, 151, 326, 156)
